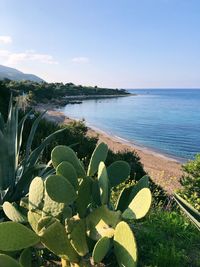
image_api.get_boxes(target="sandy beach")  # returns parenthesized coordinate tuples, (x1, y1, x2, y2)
(35, 104, 183, 194)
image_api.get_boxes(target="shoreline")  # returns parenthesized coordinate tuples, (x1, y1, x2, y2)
(35, 104, 183, 194)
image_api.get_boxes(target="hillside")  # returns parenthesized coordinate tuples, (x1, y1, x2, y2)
(0, 64, 44, 82)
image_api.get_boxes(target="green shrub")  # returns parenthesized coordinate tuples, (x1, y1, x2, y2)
(135, 209, 200, 267)
(179, 154, 200, 211)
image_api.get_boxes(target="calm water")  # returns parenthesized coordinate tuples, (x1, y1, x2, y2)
(61, 89, 200, 161)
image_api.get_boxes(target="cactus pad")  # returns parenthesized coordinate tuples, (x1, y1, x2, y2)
(56, 161, 78, 190)
(87, 142, 108, 177)
(42, 191, 65, 218)
(19, 248, 32, 267)
(122, 188, 152, 220)
(76, 177, 92, 218)
(116, 175, 149, 212)
(86, 205, 121, 240)
(3, 202, 27, 223)
(29, 176, 44, 211)
(98, 162, 109, 205)
(114, 221, 137, 267)
(69, 219, 89, 256)
(0, 222, 39, 251)
(0, 254, 21, 267)
(107, 160, 130, 187)
(37, 216, 57, 234)
(45, 175, 77, 204)
(41, 220, 79, 262)
(51, 145, 85, 177)
(92, 236, 111, 263)
(27, 211, 41, 233)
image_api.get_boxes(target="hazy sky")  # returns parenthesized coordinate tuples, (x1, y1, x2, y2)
(0, 0, 200, 88)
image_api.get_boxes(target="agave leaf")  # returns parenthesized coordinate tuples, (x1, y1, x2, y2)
(17, 109, 32, 167)
(27, 127, 66, 167)
(5, 104, 18, 190)
(10, 164, 44, 202)
(0, 113, 5, 132)
(25, 111, 46, 163)
(0, 130, 9, 190)
(174, 194, 200, 231)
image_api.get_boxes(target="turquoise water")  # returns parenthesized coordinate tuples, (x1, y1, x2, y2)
(61, 89, 200, 161)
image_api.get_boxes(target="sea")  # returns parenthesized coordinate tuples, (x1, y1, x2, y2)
(60, 89, 200, 162)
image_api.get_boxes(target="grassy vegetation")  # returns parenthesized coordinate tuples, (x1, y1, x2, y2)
(135, 209, 200, 267)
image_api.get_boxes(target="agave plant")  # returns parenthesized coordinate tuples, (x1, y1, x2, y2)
(0, 142, 152, 266)
(0, 97, 65, 208)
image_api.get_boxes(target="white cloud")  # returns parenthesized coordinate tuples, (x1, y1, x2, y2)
(0, 36, 12, 45)
(0, 49, 58, 65)
(71, 57, 89, 63)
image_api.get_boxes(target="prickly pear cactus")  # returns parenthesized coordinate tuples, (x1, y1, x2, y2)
(0, 142, 152, 267)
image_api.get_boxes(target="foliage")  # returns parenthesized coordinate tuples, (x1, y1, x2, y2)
(0, 80, 11, 120)
(135, 209, 200, 267)
(20, 115, 98, 164)
(0, 142, 152, 267)
(174, 194, 200, 231)
(0, 79, 129, 106)
(0, 99, 65, 207)
(179, 154, 200, 211)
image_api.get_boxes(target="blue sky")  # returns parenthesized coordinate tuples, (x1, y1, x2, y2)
(0, 0, 200, 88)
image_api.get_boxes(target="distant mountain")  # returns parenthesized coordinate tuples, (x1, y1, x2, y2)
(0, 65, 44, 82)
